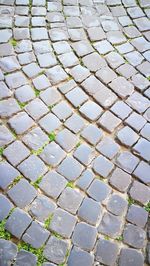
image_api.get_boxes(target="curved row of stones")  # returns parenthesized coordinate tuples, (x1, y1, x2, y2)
(0, 0, 150, 265)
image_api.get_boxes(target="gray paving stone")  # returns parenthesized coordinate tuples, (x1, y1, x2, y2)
(39, 171, 67, 199)
(5, 71, 28, 89)
(49, 28, 68, 41)
(129, 180, 150, 205)
(31, 27, 48, 41)
(119, 248, 144, 266)
(14, 250, 37, 266)
(50, 208, 77, 238)
(117, 63, 137, 79)
(8, 178, 37, 208)
(98, 212, 122, 238)
(53, 41, 71, 55)
(76, 170, 94, 191)
(8, 111, 35, 135)
(81, 75, 104, 96)
(32, 74, 51, 91)
(81, 124, 103, 145)
(140, 123, 150, 141)
(3, 140, 30, 167)
(52, 101, 72, 121)
(124, 25, 141, 39)
(22, 221, 50, 248)
(40, 142, 66, 166)
(82, 52, 107, 72)
(0, 161, 20, 190)
(25, 99, 49, 120)
(69, 65, 90, 83)
(40, 87, 61, 106)
(92, 155, 114, 178)
(93, 83, 117, 109)
(18, 154, 47, 182)
(96, 66, 117, 84)
(134, 17, 150, 31)
(107, 193, 128, 216)
(0, 81, 12, 99)
(117, 126, 139, 147)
(0, 125, 14, 147)
(125, 112, 146, 132)
(74, 143, 95, 166)
(107, 31, 126, 45)
(95, 239, 119, 265)
(123, 223, 146, 249)
(64, 113, 85, 133)
(15, 85, 35, 103)
(109, 167, 132, 192)
(37, 52, 57, 68)
(58, 79, 77, 94)
(0, 239, 17, 266)
(5, 208, 32, 238)
(105, 51, 125, 68)
(72, 222, 97, 251)
(0, 98, 20, 118)
(66, 87, 88, 108)
(127, 92, 150, 114)
(94, 40, 114, 55)
(58, 52, 79, 68)
(87, 26, 106, 41)
(0, 29, 12, 43)
(109, 77, 134, 98)
(39, 113, 61, 134)
(44, 236, 69, 264)
(87, 179, 111, 202)
(124, 50, 144, 66)
(29, 194, 56, 222)
(22, 127, 49, 151)
(72, 40, 94, 57)
(96, 137, 119, 159)
(133, 161, 150, 185)
(22, 63, 41, 78)
(98, 111, 121, 133)
(116, 151, 139, 174)
(126, 204, 148, 228)
(57, 156, 83, 181)
(0, 56, 20, 73)
(58, 187, 83, 214)
(56, 128, 78, 152)
(33, 40, 52, 55)
(133, 138, 150, 161)
(0, 194, 14, 221)
(78, 197, 102, 226)
(79, 100, 103, 121)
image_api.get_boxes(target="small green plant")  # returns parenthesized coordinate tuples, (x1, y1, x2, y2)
(0, 219, 11, 240)
(76, 142, 81, 148)
(8, 175, 22, 189)
(128, 197, 135, 206)
(9, 39, 17, 47)
(66, 181, 75, 189)
(44, 214, 53, 229)
(31, 176, 43, 189)
(18, 242, 46, 265)
(52, 232, 62, 239)
(144, 202, 150, 213)
(17, 101, 26, 109)
(31, 147, 43, 156)
(115, 235, 123, 241)
(34, 89, 40, 97)
(49, 132, 56, 142)
(147, 76, 150, 81)
(104, 235, 110, 240)
(0, 147, 4, 156)
(39, 70, 46, 75)
(48, 104, 56, 110)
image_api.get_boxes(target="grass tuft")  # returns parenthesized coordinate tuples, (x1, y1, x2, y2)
(0, 219, 11, 240)
(66, 181, 75, 189)
(0, 147, 4, 156)
(44, 214, 53, 229)
(128, 197, 135, 206)
(18, 242, 46, 265)
(144, 202, 150, 213)
(49, 132, 56, 142)
(9, 39, 17, 47)
(31, 176, 43, 189)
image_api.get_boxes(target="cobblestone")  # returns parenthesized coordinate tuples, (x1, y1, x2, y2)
(0, 0, 150, 264)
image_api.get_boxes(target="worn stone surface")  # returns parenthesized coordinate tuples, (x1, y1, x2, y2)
(0, 0, 150, 264)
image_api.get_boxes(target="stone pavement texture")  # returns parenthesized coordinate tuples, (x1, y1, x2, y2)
(0, 0, 150, 265)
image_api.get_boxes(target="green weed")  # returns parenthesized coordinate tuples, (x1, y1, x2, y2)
(49, 132, 56, 142)
(44, 214, 53, 229)
(144, 202, 150, 213)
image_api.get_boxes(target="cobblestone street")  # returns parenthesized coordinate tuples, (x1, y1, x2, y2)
(0, 0, 150, 265)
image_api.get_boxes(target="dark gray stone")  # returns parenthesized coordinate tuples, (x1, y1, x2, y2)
(78, 197, 102, 225)
(133, 161, 150, 185)
(96, 137, 119, 159)
(87, 179, 111, 202)
(92, 155, 114, 178)
(107, 193, 128, 216)
(57, 156, 83, 181)
(0, 239, 17, 266)
(133, 138, 150, 162)
(73, 144, 95, 166)
(50, 208, 77, 238)
(123, 223, 146, 248)
(40, 142, 66, 166)
(8, 179, 37, 208)
(5, 208, 32, 238)
(95, 239, 119, 265)
(43, 236, 69, 264)
(58, 187, 83, 214)
(98, 111, 121, 133)
(8, 112, 35, 135)
(29, 195, 56, 222)
(0, 161, 20, 190)
(129, 180, 150, 205)
(127, 204, 148, 228)
(56, 129, 78, 152)
(81, 124, 103, 145)
(72, 222, 97, 251)
(14, 250, 37, 266)
(119, 248, 144, 266)
(18, 154, 47, 182)
(0, 194, 14, 221)
(98, 212, 122, 238)
(39, 171, 67, 199)
(68, 246, 94, 266)
(116, 151, 139, 174)
(76, 170, 94, 191)
(22, 221, 50, 248)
